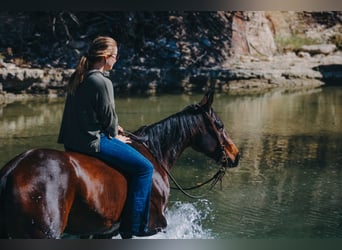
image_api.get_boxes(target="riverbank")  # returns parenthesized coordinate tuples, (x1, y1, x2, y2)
(1, 47, 341, 104)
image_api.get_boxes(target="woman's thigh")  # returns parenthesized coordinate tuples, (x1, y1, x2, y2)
(97, 134, 153, 175)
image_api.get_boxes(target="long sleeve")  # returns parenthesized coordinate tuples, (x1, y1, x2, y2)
(57, 71, 118, 153)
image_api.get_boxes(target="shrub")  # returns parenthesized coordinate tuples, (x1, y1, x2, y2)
(275, 35, 320, 53)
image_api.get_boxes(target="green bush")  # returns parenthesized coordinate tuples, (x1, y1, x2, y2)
(275, 35, 320, 53)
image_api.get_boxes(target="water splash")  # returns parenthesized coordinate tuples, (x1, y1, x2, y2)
(149, 199, 215, 239)
(113, 199, 215, 239)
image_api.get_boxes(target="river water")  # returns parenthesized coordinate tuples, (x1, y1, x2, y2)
(0, 86, 341, 239)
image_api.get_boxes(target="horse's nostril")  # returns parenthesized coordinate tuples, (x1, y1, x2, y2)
(225, 158, 234, 168)
(228, 158, 233, 168)
(227, 153, 240, 168)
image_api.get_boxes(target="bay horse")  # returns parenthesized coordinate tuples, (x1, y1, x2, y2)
(0, 90, 239, 239)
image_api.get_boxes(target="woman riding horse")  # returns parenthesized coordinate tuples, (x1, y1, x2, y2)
(57, 36, 158, 239)
(0, 90, 239, 239)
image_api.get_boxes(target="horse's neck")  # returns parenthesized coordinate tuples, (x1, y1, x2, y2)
(137, 111, 201, 169)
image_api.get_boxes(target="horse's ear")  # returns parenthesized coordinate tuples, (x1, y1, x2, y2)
(198, 90, 214, 111)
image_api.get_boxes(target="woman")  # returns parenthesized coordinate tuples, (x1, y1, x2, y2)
(58, 36, 159, 239)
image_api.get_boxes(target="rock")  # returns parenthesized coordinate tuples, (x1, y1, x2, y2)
(299, 44, 336, 55)
(297, 51, 311, 58)
(68, 40, 87, 50)
(0, 67, 72, 93)
(231, 11, 276, 57)
(3, 62, 17, 70)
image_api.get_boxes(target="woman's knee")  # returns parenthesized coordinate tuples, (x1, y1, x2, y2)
(133, 158, 153, 176)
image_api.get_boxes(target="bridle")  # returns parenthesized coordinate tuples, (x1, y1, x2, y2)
(200, 105, 231, 169)
(126, 105, 232, 199)
(166, 105, 230, 199)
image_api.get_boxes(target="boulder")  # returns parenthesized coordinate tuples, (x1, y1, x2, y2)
(299, 44, 336, 55)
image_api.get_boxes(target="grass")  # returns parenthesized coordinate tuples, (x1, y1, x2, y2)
(275, 35, 320, 53)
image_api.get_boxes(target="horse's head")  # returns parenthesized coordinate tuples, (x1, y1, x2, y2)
(189, 90, 240, 169)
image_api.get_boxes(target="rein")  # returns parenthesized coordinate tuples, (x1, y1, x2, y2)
(168, 166, 226, 199)
(123, 106, 230, 199)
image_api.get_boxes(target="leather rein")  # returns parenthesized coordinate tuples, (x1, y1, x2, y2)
(124, 106, 230, 199)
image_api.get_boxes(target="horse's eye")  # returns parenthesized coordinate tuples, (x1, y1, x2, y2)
(215, 119, 224, 130)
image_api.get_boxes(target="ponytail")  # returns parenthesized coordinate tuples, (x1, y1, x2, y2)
(67, 55, 89, 95)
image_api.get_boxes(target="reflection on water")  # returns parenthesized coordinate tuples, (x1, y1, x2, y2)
(0, 87, 341, 238)
(170, 87, 342, 238)
(0, 98, 65, 165)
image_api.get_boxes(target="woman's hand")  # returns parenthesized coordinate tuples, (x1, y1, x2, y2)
(115, 134, 132, 144)
(118, 125, 124, 134)
(116, 125, 132, 143)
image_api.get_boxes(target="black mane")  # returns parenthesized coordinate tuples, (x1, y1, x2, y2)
(133, 105, 205, 165)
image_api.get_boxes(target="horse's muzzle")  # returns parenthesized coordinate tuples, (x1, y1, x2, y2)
(226, 153, 240, 168)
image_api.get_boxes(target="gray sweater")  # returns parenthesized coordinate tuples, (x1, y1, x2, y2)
(58, 70, 118, 153)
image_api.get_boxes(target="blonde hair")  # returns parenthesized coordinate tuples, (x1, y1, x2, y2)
(67, 36, 117, 94)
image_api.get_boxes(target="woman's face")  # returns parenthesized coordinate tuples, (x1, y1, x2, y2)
(104, 47, 118, 71)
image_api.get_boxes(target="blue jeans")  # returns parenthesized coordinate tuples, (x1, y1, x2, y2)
(92, 133, 154, 234)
